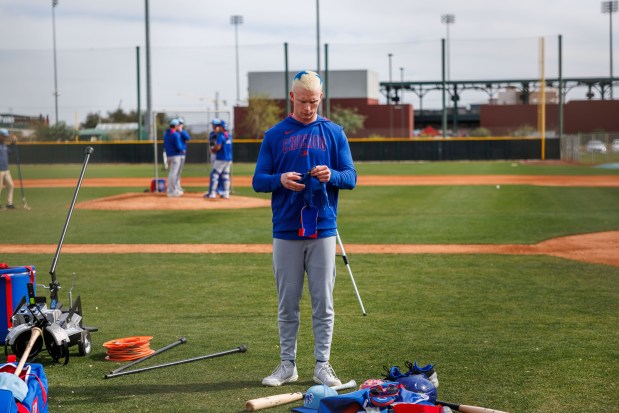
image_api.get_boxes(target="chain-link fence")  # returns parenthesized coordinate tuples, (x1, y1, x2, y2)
(561, 133, 619, 164)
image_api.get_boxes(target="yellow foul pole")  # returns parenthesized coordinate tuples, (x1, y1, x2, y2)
(538, 37, 546, 160)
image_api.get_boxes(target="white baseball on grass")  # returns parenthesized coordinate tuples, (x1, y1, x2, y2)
(496, 185, 500, 189)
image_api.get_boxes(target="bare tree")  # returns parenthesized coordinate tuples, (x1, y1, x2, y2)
(242, 93, 284, 139)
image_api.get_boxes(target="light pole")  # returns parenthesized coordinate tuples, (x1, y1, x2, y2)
(441, 14, 455, 82)
(400, 67, 405, 136)
(602, 1, 618, 99)
(399, 67, 404, 102)
(316, 0, 321, 74)
(388, 53, 393, 104)
(230, 15, 243, 105)
(51, 0, 59, 125)
(388, 53, 393, 137)
(144, 0, 156, 189)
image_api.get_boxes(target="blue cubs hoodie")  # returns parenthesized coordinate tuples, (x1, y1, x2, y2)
(252, 115, 356, 240)
(163, 128, 184, 157)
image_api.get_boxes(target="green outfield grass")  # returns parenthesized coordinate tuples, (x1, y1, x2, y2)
(0, 161, 618, 412)
(9, 159, 619, 179)
(1, 185, 618, 245)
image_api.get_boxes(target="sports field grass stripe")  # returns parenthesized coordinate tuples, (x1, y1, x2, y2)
(17, 174, 619, 188)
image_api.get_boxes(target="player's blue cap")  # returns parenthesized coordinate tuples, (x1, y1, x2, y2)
(170, 119, 180, 126)
(177, 118, 184, 124)
(0, 129, 8, 136)
(211, 118, 221, 126)
(220, 120, 227, 130)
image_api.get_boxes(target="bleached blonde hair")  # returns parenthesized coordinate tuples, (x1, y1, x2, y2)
(292, 70, 323, 92)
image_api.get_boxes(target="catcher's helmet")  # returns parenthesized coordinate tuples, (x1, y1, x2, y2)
(395, 374, 437, 404)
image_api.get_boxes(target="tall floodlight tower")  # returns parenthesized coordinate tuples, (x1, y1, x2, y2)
(602, 1, 618, 99)
(441, 14, 455, 82)
(316, 0, 321, 74)
(387, 53, 394, 104)
(52, 0, 60, 124)
(231, 15, 244, 104)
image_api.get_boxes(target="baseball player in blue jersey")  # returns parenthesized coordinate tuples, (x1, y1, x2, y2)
(252, 70, 357, 387)
(177, 118, 191, 193)
(163, 119, 184, 197)
(208, 119, 224, 196)
(206, 120, 233, 199)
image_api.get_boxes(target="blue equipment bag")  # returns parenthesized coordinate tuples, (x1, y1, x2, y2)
(0, 264, 36, 342)
(0, 363, 48, 413)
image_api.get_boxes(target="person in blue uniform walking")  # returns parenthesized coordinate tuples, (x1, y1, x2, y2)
(252, 70, 357, 387)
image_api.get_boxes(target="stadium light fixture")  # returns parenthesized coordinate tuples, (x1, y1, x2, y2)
(230, 15, 244, 105)
(602, 1, 618, 99)
(441, 14, 455, 82)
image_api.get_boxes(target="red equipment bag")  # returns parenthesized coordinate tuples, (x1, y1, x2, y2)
(150, 178, 166, 192)
(0, 363, 48, 413)
(392, 403, 443, 412)
(0, 264, 36, 342)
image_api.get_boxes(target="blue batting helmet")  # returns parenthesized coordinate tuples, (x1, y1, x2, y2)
(395, 374, 437, 404)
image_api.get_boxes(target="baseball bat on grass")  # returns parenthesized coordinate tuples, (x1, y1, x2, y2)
(245, 379, 357, 411)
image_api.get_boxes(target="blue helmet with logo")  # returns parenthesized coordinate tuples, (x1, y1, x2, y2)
(395, 374, 437, 404)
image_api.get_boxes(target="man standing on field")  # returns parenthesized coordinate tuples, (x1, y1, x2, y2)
(163, 119, 184, 197)
(0, 129, 16, 209)
(252, 70, 356, 387)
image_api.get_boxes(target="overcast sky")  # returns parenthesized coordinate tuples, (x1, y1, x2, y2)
(0, 0, 616, 126)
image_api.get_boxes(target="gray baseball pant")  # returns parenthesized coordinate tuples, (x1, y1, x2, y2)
(167, 155, 182, 194)
(272, 236, 336, 362)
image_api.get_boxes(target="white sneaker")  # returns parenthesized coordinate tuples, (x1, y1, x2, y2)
(313, 362, 341, 386)
(262, 361, 298, 386)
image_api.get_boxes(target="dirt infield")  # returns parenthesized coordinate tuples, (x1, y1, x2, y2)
(6, 175, 618, 267)
(2, 232, 618, 267)
(20, 174, 619, 189)
(75, 192, 271, 211)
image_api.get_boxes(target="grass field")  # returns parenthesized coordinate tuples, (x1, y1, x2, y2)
(1, 161, 618, 413)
